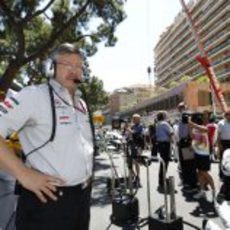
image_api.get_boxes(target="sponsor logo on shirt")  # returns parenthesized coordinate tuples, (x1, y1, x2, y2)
(59, 115, 72, 125)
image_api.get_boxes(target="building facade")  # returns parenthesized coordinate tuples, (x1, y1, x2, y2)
(154, 0, 229, 88)
(108, 85, 155, 115)
(118, 82, 230, 119)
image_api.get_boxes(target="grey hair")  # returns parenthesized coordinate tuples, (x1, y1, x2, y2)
(51, 43, 82, 62)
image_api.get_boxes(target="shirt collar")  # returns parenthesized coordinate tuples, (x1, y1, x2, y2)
(49, 78, 81, 101)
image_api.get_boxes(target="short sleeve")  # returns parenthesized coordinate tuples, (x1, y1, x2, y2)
(0, 87, 35, 138)
(217, 121, 223, 134)
(164, 122, 174, 135)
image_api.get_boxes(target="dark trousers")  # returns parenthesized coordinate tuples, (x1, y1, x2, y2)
(178, 145, 197, 187)
(158, 142, 171, 187)
(16, 184, 91, 230)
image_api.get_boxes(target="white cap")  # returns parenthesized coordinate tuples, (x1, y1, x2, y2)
(132, 113, 140, 118)
(222, 149, 230, 177)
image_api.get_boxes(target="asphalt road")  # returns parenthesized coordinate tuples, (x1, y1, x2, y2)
(90, 150, 224, 230)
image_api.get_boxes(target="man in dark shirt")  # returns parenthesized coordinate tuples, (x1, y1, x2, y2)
(177, 102, 197, 191)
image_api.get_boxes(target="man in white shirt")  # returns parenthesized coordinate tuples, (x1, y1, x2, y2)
(203, 149, 230, 230)
(0, 43, 94, 230)
(217, 110, 230, 179)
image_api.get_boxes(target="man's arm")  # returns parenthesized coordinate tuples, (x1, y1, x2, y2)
(188, 120, 208, 132)
(0, 135, 64, 203)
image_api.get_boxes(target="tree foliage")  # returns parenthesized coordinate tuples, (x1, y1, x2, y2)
(195, 75, 209, 83)
(79, 76, 108, 113)
(0, 0, 127, 93)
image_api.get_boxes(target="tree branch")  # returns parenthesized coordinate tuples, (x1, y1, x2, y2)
(75, 33, 97, 42)
(24, 0, 92, 64)
(0, 50, 16, 57)
(15, 26, 25, 60)
(0, 0, 17, 25)
(22, 0, 56, 24)
(0, 1, 25, 61)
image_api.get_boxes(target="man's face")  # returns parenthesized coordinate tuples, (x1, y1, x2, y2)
(133, 117, 140, 124)
(55, 53, 83, 93)
(178, 106, 185, 113)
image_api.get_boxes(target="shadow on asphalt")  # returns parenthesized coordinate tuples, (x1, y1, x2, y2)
(94, 156, 111, 172)
(190, 199, 218, 218)
(91, 176, 111, 207)
(91, 156, 112, 207)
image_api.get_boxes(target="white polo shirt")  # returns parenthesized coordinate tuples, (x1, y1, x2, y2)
(218, 119, 230, 140)
(0, 79, 94, 186)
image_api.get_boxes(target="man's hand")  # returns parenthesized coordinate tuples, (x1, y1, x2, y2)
(19, 168, 65, 203)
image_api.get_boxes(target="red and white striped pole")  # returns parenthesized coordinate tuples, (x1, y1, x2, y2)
(179, 0, 228, 113)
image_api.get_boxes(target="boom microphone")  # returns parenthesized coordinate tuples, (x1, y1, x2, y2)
(73, 79, 83, 84)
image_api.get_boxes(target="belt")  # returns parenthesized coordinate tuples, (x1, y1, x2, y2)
(157, 141, 170, 144)
(58, 177, 92, 196)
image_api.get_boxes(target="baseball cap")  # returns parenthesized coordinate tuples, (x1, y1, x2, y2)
(177, 102, 186, 108)
(222, 149, 230, 176)
(132, 113, 141, 118)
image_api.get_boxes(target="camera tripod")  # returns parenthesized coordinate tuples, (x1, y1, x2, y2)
(106, 140, 146, 230)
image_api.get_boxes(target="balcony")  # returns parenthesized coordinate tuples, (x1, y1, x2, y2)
(155, 0, 228, 63)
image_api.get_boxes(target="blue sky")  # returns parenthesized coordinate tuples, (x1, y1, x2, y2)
(88, 0, 182, 92)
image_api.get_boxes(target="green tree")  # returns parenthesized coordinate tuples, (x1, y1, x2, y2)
(179, 75, 190, 83)
(168, 81, 178, 88)
(0, 0, 127, 94)
(79, 76, 108, 113)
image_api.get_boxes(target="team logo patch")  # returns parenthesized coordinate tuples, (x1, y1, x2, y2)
(59, 115, 72, 125)
(59, 116, 70, 120)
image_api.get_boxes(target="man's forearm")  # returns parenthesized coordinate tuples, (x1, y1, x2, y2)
(0, 135, 28, 181)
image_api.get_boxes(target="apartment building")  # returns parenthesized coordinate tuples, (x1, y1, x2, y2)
(154, 0, 229, 88)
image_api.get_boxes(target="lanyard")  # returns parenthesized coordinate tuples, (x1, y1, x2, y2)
(50, 86, 86, 114)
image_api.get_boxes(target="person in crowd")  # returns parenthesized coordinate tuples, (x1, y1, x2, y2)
(189, 113, 215, 200)
(130, 113, 145, 187)
(149, 122, 158, 157)
(0, 43, 94, 230)
(121, 120, 131, 153)
(155, 111, 174, 193)
(203, 111, 218, 162)
(176, 102, 197, 191)
(217, 110, 230, 179)
(203, 148, 230, 230)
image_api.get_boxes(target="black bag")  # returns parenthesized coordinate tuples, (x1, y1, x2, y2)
(179, 137, 191, 148)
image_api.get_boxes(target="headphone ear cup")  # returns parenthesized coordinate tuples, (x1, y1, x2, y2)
(43, 58, 54, 78)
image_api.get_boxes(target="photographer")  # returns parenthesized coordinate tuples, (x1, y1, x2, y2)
(188, 113, 215, 200)
(177, 102, 197, 191)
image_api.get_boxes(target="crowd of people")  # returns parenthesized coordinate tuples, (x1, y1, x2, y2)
(114, 102, 230, 230)
(94, 101, 230, 229)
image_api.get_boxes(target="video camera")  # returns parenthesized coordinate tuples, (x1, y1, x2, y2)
(181, 112, 204, 125)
